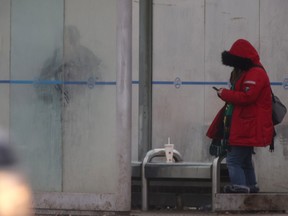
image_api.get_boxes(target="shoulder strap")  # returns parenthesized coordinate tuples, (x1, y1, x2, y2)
(253, 65, 275, 102)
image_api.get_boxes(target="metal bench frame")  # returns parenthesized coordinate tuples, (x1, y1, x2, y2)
(141, 148, 183, 210)
(140, 148, 224, 211)
(138, 149, 288, 212)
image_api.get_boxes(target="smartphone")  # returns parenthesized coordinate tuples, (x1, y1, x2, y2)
(212, 86, 219, 91)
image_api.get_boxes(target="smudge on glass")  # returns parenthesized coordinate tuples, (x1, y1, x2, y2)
(35, 25, 102, 105)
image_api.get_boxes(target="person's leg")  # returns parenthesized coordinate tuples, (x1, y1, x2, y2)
(225, 146, 253, 193)
(226, 146, 246, 185)
(242, 147, 257, 186)
(242, 147, 259, 192)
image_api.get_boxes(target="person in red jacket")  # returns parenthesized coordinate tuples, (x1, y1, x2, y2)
(210, 39, 274, 193)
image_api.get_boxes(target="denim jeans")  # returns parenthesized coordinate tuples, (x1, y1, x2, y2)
(226, 146, 257, 187)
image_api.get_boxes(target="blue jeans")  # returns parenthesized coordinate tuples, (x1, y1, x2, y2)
(226, 146, 257, 187)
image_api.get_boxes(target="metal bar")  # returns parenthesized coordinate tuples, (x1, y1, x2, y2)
(212, 156, 225, 212)
(116, 0, 132, 211)
(138, 0, 153, 160)
(141, 148, 183, 211)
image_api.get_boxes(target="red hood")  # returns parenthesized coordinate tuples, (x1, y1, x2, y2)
(222, 39, 261, 70)
(229, 39, 260, 65)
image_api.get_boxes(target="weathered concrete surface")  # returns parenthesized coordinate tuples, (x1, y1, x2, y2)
(35, 209, 287, 216)
(214, 193, 288, 212)
(132, 211, 287, 216)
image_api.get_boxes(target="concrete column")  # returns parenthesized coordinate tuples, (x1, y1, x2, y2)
(116, 0, 132, 211)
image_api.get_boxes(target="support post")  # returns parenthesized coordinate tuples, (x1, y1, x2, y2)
(138, 0, 153, 160)
(116, 0, 132, 211)
(212, 156, 225, 212)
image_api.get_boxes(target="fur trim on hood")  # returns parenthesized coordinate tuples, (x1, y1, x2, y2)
(222, 39, 260, 71)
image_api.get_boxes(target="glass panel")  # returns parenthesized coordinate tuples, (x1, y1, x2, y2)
(11, 0, 118, 194)
(257, 0, 288, 192)
(132, 0, 139, 161)
(152, 0, 205, 162)
(0, 0, 10, 129)
(11, 0, 64, 192)
(63, 0, 117, 193)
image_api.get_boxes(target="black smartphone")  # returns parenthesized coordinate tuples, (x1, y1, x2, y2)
(212, 86, 219, 91)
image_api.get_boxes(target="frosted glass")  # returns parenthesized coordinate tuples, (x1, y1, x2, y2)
(0, 0, 10, 128)
(11, 0, 64, 191)
(152, 0, 206, 162)
(63, 0, 117, 193)
(10, 0, 118, 194)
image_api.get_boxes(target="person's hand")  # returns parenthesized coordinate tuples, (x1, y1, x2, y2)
(217, 88, 224, 97)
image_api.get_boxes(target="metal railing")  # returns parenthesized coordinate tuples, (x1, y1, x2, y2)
(141, 148, 183, 210)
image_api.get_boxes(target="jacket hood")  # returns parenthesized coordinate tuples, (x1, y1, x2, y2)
(222, 39, 260, 71)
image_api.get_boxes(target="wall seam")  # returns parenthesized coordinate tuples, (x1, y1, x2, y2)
(61, 0, 65, 193)
(259, 0, 261, 53)
(203, 0, 206, 125)
(9, 0, 12, 139)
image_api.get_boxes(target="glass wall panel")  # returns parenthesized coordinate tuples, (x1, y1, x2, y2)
(63, 0, 117, 193)
(132, 0, 139, 161)
(11, 0, 64, 191)
(152, 0, 205, 162)
(0, 0, 10, 129)
(256, 0, 288, 192)
(10, 0, 118, 195)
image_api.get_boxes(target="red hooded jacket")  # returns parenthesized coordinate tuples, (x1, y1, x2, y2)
(207, 39, 274, 147)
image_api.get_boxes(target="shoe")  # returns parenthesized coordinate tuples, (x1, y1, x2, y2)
(223, 184, 250, 193)
(249, 185, 260, 193)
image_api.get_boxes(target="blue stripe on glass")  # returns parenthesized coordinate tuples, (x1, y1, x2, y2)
(152, 81, 174, 85)
(271, 82, 283, 86)
(0, 80, 283, 86)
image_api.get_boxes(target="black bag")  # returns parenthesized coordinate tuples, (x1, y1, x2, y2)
(272, 93, 287, 125)
(208, 107, 230, 157)
(209, 139, 227, 157)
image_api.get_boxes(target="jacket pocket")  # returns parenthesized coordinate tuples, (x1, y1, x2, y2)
(237, 118, 256, 138)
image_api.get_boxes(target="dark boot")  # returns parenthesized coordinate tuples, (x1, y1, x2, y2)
(223, 184, 250, 193)
(249, 185, 260, 193)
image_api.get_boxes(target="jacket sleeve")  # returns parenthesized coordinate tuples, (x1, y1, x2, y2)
(220, 68, 268, 105)
(206, 105, 226, 139)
